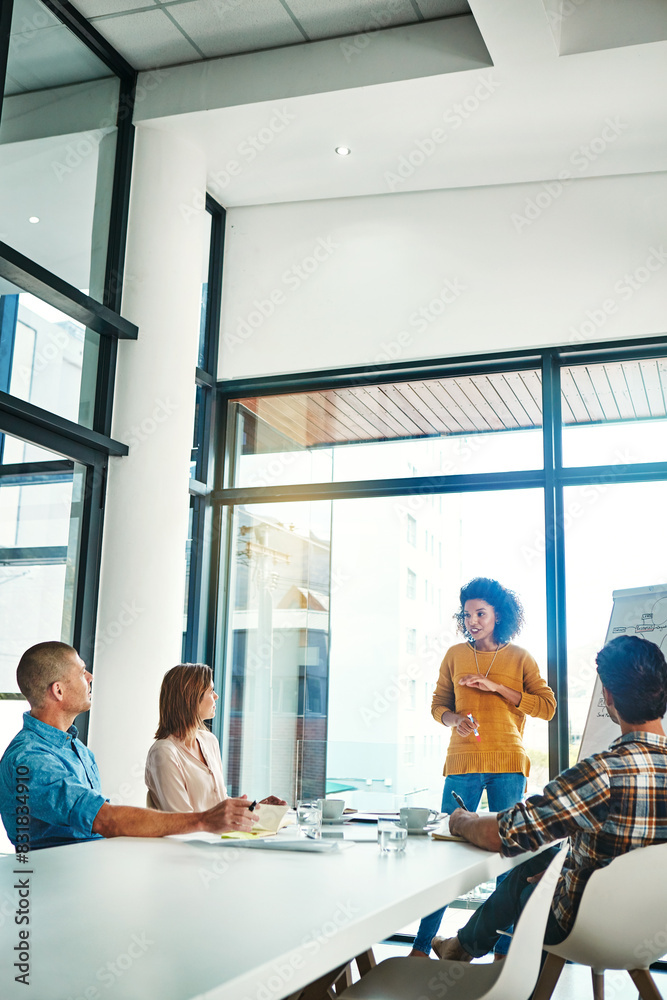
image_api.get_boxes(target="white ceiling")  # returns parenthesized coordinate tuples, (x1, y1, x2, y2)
(2, 0, 666, 283)
(71, 0, 470, 67)
(125, 0, 667, 208)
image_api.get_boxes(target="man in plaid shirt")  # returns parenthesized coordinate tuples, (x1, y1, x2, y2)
(432, 634, 667, 962)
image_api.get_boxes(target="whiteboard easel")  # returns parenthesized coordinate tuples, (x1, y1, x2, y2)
(578, 584, 667, 760)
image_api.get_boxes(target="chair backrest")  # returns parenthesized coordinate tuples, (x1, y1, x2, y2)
(483, 843, 569, 1000)
(546, 841, 667, 970)
(146, 788, 160, 810)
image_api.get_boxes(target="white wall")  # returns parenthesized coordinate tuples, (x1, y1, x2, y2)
(218, 170, 667, 380)
(89, 126, 207, 803)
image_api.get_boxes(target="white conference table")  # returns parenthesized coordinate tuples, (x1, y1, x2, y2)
(0, 829, 531, 1000)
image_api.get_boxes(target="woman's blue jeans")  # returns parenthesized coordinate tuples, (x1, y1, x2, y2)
(411, 772, 526, 955)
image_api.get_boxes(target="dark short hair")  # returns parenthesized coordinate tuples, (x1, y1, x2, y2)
(17, 641, 78, 708)
(454, 578, 525, 645)
(596, 635, 667, 724)
(155, 663, 213, 741)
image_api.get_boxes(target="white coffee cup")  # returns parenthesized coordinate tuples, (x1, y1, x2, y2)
(318, 798, 345, 822)
(399, 806, 438, 831)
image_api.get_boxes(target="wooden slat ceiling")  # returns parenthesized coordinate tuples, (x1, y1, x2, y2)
(235, 360, 667, 450)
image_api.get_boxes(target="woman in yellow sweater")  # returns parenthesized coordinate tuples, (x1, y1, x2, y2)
(410, 577, 556, 958)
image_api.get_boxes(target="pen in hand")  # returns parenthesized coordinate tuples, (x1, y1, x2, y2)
(451, 791, 468, 811)
(248, 800, 257, 812)
(467, 713, 481, 742)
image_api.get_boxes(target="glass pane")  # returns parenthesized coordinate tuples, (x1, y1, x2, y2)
(562, 358, 667, 467)
(1, 0, 119, 292)
(564, 480, 667, 763)
(230, 370, 544, 488)
(223, 501, 331, 800)
(182, 501, 194, 657)
(221, 488, 549, 805)
(0, 431, 86, 694)
(0, 287, 99, 427)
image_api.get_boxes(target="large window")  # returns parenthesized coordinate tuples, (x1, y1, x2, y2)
(0, 0, 136, 755)
(564, 480, 667, 762)
(2, 0, 120, 292)
(209, 342, 667, 803)
(0, 432, 86, 747)
(182, 196, 225, 663)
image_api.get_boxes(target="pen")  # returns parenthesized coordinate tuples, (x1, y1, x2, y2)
(467, 713, 481, 742)
(451, 791, 468, 811)
(248, 800, 257, 812)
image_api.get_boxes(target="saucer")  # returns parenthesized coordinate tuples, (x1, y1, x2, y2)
(405, 827, 429, 836)
(322, 817, 345, 825)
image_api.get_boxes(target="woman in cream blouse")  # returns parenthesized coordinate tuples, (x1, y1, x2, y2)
(145, 663, 285, 812)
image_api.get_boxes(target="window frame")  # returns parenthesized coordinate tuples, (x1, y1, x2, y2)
(209, 332, 667, 779)
(0, 0, 137, 740)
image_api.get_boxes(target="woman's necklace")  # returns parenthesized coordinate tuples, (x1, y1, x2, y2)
(472, 641, 506, 677)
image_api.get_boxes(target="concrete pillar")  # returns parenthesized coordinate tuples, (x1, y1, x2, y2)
(89, 125, 207, 804)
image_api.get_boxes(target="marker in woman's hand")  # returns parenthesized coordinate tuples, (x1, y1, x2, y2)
(468, 713, 481, 741)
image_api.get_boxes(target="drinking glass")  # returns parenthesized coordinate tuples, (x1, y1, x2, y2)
(378, 821, 407, 853)
(296, 800, 322, 837)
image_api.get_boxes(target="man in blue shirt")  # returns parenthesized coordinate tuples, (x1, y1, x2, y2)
(0, 641, 257, 850)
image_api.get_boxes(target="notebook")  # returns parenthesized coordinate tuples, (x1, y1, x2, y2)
(428, 817, 466, 843)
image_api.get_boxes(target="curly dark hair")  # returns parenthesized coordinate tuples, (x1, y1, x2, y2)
(596, 635, 667, 724)
(454, 578, 525, 645)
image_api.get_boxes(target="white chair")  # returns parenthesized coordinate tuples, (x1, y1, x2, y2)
(339, 843, 568, 1000)
(533, 841, 667, 1000)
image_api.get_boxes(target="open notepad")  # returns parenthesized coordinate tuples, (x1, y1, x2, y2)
(220, 803, 290, 841)
(428, 817, 466, 843)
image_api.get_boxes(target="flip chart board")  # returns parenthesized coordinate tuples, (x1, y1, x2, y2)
(578, 584, 667, 761)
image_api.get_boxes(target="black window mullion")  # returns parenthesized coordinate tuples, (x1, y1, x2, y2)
(71, 460, 107, 743)
(542, 350, 569, 777)
(40, 0, 136, 79)
(0, 0, 13, 121)
(95, 74, 136, 437)
(184, 198, 226, 662)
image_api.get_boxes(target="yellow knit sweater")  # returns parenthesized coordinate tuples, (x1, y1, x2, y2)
(431, 642, 556, 777)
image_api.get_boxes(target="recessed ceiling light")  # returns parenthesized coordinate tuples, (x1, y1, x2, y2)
(28, 216, 40, 224)
(335, 146, 351, 156)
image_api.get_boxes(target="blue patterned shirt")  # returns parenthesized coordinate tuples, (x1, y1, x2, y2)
(498, 732, 667, 933)
(0, 712, 106, 850)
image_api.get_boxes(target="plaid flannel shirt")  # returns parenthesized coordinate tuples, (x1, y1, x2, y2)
(498, 731, 667, 933)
